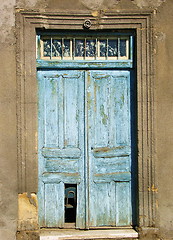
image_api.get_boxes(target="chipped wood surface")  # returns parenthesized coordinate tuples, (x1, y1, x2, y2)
(38, 68, 133, 228)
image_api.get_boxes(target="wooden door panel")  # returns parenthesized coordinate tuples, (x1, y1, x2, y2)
(87, 70, 132, 227)
(38, 70, 85, 228)
(38, 69, 132, 228)
(89, 182, 116, 227)
(44, 182, 64, 228)
(89, 181, 131, 227)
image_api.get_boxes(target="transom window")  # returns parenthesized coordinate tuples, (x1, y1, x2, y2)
(37, 32, 133, 61)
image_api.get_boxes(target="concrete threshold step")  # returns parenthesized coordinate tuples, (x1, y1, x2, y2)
(40, 229, 138, 240)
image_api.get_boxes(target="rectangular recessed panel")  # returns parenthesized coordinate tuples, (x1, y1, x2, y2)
(95, 157, 130, 174)
(94, 172, 131, 183)
(116, 182, 132, 226)
(92, 146, 130, 158)
(42, 173, 81, 184)
(45, 159, 78, 172)
(44, 76, 59, 146)
(89, 181, 132, 227)
(89, 182, 116, 227)
(114, 75, 130, 145)
(64, 76, 80, 147)
(94, 75, 109, 147)
(88, 71, 130, 149)
(44, 182, 64, 228)
(42, 147, 81, 158)
(40, 71, 84, 149)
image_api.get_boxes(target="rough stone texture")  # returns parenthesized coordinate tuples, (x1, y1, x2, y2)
(132, 0, 166, 8)
(137, 227, 159, 240)
(16, 231, 39, 240)
(18, 193, 38, 231)
(0, 1, 16, 44)
(0, 0, 173, 239)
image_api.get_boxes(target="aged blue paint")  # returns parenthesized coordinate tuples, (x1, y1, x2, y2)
(38, 70, 85, 228)
(42, 147, 81, 158)
(37, 32, 135, 228)
(36, 59, 133, 69)
(38, 68, 133, 228)
(87, 70, 131, 227)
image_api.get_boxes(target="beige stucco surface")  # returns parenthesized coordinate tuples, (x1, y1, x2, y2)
(0, 0, 17, 240)
(154, 1, 173, 238)
(0, 0, 173, 239)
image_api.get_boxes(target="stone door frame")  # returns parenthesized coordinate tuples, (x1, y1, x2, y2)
(16, 9, 157, 229)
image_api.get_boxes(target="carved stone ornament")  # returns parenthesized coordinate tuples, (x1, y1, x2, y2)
(83, 19, 91, 29)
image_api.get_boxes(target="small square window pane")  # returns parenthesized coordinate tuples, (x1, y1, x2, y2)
(52, 39, 62, 57)
(108, 39, 118, 57)
(86, 40, 96, 57)
(75, 39, 84, 57)
(63, 39, 70, 57)
(43, 39, 51, 57)
(120, 39, 127, 57)
(100, 40, 107, 57)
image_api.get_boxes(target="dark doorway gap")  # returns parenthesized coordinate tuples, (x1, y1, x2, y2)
(65, 184, 77, 223)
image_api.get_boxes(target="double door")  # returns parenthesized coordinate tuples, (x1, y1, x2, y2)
(38, 69, 132, 229)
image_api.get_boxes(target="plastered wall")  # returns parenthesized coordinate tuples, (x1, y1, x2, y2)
(0, 1, 17, 240)
(154, 1, 173, 238)
(0, 0, 173, 239)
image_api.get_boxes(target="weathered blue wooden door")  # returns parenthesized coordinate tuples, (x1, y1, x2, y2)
(87, 71, 131, 227)
(38, 69, 132, 228)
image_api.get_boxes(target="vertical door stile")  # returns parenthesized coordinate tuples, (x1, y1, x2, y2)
(76, 70, 85, 229)
(37, 71, 45, 227)
(58, 75, 64, 149)
(84, 70, 89, 229)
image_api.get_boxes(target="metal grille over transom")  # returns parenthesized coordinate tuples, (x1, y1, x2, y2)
(40, 36, 130, 60)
